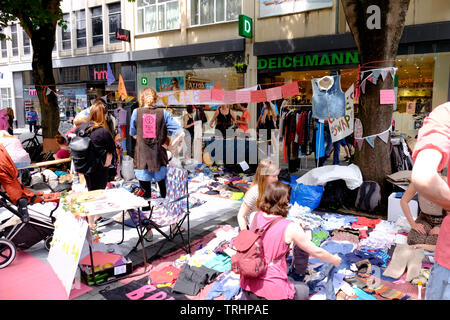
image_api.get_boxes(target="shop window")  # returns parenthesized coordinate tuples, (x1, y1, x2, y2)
(61, 13, 71, 50)
(91, 6, 103, 46)
(23, 30, 31, 55)
(108, 2, 122, 44)
(136, 0, 180, 34)
(76, 10, 86, 48)
(0, 88, 12, 109)
(190, 0, 241, 26)
(10, 24, 18, 56)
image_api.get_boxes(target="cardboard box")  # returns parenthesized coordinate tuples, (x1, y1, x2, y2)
(388, 192, 418, 222)
(79, 257, 133, 286)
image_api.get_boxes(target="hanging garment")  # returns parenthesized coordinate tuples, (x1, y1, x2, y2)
(312, 75, 345, 120)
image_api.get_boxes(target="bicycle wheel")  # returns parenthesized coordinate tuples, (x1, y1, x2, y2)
(0, 238, 16, 268)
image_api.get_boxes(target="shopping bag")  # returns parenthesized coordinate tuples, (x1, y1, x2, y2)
(290, 183, 324, 211)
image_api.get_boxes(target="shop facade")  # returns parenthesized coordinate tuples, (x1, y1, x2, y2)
(254, 21, 450, 139)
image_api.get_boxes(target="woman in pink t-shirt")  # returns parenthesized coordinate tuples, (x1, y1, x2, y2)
(239, 181, 341, 300)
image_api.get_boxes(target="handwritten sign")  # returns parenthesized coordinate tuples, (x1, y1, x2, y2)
(380, 89, 396, 105)
(198, 89, 211, 102)
(48, 208, 89, 298)
(266, 87, 282, 101)
(235, 90, 251, 103)
(328, 84, 354, 143)
(211, 89, 224, 101)
(223, 90, 236, 103)
(251, 90, 267, 103)
(142, 113, 156, 139)
(281, 82, 299, 98)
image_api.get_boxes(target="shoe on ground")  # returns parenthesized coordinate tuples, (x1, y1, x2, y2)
(95, 217, 115, 227)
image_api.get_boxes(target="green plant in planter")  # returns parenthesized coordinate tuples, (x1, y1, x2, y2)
(234, 62, 248, 73)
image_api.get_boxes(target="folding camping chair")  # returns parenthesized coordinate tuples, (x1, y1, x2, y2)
(130, 165, 191, 261)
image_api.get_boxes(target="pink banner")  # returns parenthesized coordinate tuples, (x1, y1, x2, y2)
(198, 89, 211, 102)
(235, 90, 251, 103)
(266, 87, 283, 101)
(250, 90, 267, 103)
(211, 89, 224, 101)
(142, 113, 156, 139)
(281, 82, 299, 98)
(223, 90, 236, 104)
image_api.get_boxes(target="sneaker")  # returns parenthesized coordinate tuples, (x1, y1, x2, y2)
(95, 217, 115, 227)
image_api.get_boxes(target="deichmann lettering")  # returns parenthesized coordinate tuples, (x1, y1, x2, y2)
(258, 51, 359, 70)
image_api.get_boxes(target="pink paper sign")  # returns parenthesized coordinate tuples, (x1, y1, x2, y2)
(223, 91, 236, 103)
(198, 89, 211, 102)
(266, 87, 283, 101)
(281, 82, 299, 98)
(142, 113, 156, 138)
(251, 90, 267, 103)
(211, 89, 224, 101)
(235, 91, 251, 103)
(380, 89, 396, 104)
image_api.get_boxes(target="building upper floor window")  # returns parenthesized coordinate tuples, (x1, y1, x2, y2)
(61, 13, 71, 50)
(10, 24, 18, 56)
(0, 36, 7, 58)
(137, 0, 180, 34)
(23, 30, 31, 55)
(190, 0, 241, 26)
(91, 6, 103, 46)
(76, 10, 86, 48)
(108, 2, 122, 44)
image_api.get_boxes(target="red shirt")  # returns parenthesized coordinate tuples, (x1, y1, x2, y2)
(412, 102, 450, 269)
(238, 109, 250, 133)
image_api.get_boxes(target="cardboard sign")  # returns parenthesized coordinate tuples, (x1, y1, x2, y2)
(328, 84, 354, 143)
(142, 113, 156, 139)
(380, 89, 396, 105)
(198, 89, 211, 102)
(281, 82, 299, 98)
(235, 90, 251, 103)
(48, 209, 89, 298)
(251, 90, 267, 103)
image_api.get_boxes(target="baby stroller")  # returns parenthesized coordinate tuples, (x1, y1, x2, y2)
(0, 145, 60, 268)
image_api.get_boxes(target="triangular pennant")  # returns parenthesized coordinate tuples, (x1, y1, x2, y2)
(360, 80, 367, 94)
(378, 130, 390, 144)
(365, 136, 375, 148)
(372, 70, 381, 83)
(107, 63, 116, 86)
(356, 139, 364, 151)
(381, 69, 389, 81)
(118, 74, 128, 100)
(46, 87, 52, 95)
(367, 73, 377, 85)
(390, 67, 396, 80)
(162, 96, 169, 106)
(173, 92, 181, 102)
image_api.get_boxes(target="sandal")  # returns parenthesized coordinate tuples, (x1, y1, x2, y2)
(144, 231, 153, 242)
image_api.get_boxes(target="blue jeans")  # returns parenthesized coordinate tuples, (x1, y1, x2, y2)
(425, 262, 450, 300)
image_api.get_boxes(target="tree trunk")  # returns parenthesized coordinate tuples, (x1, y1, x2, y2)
(21, 0, 61, 147)
(341, 0, 410, 213)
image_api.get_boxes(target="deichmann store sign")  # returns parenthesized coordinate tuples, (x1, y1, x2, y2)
(258, 51, 359, 71)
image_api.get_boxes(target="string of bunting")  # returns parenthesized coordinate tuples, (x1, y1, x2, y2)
(354, 125, 392, 150)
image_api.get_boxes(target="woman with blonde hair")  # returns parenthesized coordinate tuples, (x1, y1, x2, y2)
(237, 158, 280, 231)
(74, 101, 116, 227)
(130, 87, 185, 241)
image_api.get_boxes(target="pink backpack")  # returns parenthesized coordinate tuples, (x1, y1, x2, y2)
(231, 212, 284, 278)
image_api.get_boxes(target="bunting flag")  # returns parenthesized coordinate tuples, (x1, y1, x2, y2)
(46, 87, 52, 95)
(360, 80, 367, 94)
(211, 89, 224, 101)
(356, 139, 364, 151)
(173, 92, 181, 102)
(118, 74, 128, 100)
(381, 69, 389, 81)
(365, 136, 375, 148)
(378, 130, 390, 143)
(162, 96, 169, 106)
(235, 90, 251, 103)
(251, 90, 267, 103)
(107, 63, 115, 86)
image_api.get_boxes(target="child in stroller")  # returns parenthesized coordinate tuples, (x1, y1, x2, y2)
(0, 144, 60, 268)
